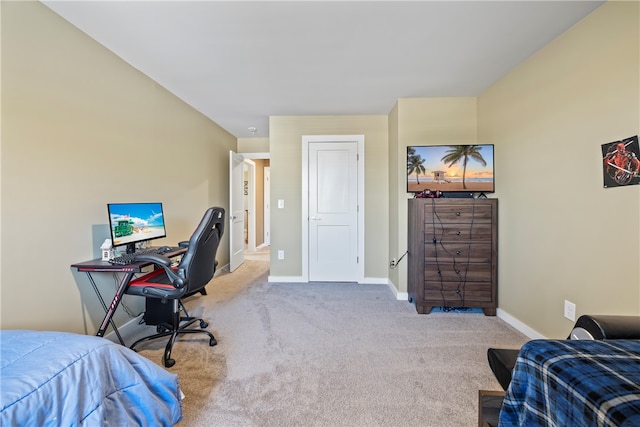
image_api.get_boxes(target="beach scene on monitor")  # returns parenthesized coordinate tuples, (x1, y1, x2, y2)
(109, 203, 166, 246)
(407, 145, 494, 193)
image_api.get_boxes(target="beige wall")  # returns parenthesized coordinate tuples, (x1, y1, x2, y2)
(2, 1, 638, 340)
(238, 137, 270, 154)
(389, 98, 478, 294)
(269, 115, 389, 280)
(388, 104, 401, 290)
(1, 2, 236, 333)
(478, 0, 640, 338)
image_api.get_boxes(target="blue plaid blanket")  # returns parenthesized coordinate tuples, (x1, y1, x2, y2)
(499, 339, 640, 427)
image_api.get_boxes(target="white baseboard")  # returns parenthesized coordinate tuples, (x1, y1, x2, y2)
(104, 314, 144, 344)
(497, 308, 547, 339)
(394, 291, 409, 301)
(216, 263, 230, 275)
(383, 278, 408, 301)
(359, 277, 408, 300)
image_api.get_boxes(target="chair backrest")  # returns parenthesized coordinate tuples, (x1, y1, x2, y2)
(176, 207, 225, 293)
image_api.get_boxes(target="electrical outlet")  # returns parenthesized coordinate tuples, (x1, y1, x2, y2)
(390, 258, 397, 268)
(277, 250, 285, 260)
(564, 300, 576, 321)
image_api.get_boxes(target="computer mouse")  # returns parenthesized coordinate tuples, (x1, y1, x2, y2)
(160, 246, 172, 253)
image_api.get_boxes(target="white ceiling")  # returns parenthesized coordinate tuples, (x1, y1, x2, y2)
(42, 1, 604, 138)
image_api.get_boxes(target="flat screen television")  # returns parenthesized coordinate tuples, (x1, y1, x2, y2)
(107, 202, 167, 253)
(407, 144, 494, 194)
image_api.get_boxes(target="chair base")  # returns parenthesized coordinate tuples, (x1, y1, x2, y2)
(131, 303, 217, 368)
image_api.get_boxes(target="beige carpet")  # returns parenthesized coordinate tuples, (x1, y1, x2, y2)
(133, 260, 528, 427)
(244, 246, 270, 262)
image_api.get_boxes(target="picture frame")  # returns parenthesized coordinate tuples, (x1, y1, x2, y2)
(602, 135, 640, 188)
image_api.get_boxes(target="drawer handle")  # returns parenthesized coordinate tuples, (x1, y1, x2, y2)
(456, 212, 461, 216)
(456, 231, 461, 236)
(456, 250, 461, 255)
(455, 270, 461, 275)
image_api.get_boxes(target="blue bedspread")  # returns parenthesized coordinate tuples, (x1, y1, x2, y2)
(1, 330, 182, 426)
(499, 339, 640, 427)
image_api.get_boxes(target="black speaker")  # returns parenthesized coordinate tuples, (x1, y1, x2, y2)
(143, 298, 173, 325)
(569, 315, 640, 340)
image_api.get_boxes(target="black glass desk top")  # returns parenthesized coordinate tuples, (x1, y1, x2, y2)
(71, 247, 187, 272)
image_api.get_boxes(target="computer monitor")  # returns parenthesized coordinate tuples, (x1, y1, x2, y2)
(107, 202, 167, 254)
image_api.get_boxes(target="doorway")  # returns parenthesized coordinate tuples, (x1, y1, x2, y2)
(243, 159, 256, 253)
(301, 135, 365, 282)
(241, 155, 271, 263)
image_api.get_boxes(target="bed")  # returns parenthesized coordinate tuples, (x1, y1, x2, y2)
(1, 330, 183, 426)
(499, 339, 640, 426)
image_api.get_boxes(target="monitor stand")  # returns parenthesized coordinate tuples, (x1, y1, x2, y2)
(126, 243, 136, 254)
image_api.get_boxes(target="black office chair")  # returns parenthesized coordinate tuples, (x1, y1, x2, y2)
(126, 207, 225, 367)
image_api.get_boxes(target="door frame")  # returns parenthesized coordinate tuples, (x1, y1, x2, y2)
(263, 166, 271, 246)
(301, 135, 365, 283)
(244, 159, 256, 252)
(241, 152, 270, 250)
(229, 150, 245, 272)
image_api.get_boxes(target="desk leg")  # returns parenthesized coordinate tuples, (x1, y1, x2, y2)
(86, 271, 132, 346)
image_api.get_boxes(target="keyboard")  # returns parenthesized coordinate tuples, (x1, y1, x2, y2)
(108, 247, 175, 265)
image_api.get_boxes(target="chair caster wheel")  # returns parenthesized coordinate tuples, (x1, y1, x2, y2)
(157, 325, 167, 333)
(164, 358, 176, 368)
(209, 338, 217, 346)
(200, 320, 208, 328)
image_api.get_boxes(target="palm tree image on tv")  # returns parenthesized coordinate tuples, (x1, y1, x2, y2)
(407, 147, 426, 185)
(441, 145, 487, 190)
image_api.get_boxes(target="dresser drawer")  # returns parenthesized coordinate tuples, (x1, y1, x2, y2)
(425, 242, 492, 263)
(423, 223, 494, 243)
(423, 203, 494, 223)
(425, 261, 492, 282)
(424, 282, 493, 302)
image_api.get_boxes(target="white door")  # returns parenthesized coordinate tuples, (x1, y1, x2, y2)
(308, 142, 358, 281)
(264, 167, 271, 246)
(229, 151, 245, 272)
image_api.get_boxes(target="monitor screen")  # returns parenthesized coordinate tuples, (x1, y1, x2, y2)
(107, 202, 167, 253)
(406, 144, 495, 194)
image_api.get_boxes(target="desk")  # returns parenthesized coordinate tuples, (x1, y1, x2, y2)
(499, 339, 640, 426)
(71, 247, 186, 345)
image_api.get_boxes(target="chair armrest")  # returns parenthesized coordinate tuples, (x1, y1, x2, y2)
(132, 253, 187, 288)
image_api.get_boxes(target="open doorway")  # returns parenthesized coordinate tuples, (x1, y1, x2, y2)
(242, 156, 270, 262)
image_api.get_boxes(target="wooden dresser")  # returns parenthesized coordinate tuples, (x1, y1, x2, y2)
(408, 198, 498, 316)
